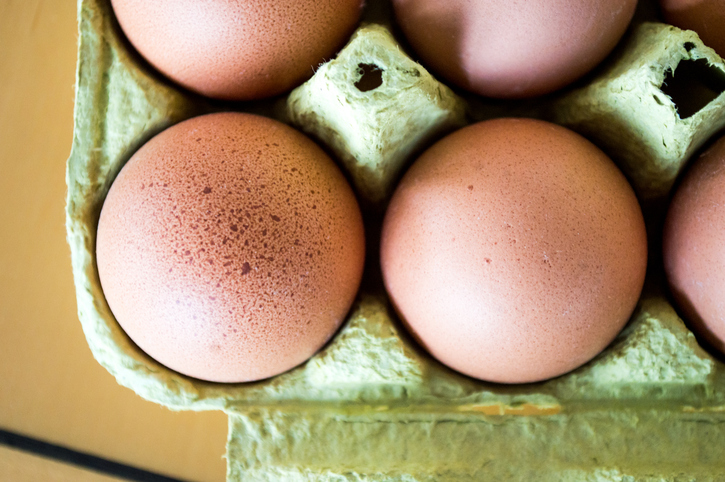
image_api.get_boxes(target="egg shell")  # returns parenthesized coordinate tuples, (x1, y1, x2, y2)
(660, 0, 725, 57)
(392, 0, 637, 99)
(96, 112, 366, 383)
(380, 118, 648, 383)
(109, 0, 364, 100)
(663, 134, 725, 355)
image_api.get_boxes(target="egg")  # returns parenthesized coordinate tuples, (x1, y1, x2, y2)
(380, 118, 647, 384)
(391, 0, 637, 99)
(663, 134, 725, 355)
(96, 113, 365, 383)
(660, 0, 725, 58)
(110, 0, 363, 100)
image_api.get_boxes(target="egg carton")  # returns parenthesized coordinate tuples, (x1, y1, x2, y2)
(66, 0, 725, 480)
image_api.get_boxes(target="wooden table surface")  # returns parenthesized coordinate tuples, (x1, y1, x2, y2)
(0, 1, 228, 480)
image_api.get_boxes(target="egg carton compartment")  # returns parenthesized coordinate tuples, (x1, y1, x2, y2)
(550, 22, 725, 201)
(66, 0, 725, 480)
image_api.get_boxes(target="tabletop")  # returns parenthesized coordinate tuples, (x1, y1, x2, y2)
(0, 1, 228, 481)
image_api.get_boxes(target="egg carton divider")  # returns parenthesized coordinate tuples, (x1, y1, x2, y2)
(550, 22, 725, 201)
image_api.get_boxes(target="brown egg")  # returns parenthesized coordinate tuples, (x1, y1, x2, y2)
(660, 0, 725, 58)
(96, 113, 365, 383)
(664, 134, 725, 355)
(380, 118, 647, 383)
(392, 0, 637, 99)
(110, 0, 363, 100)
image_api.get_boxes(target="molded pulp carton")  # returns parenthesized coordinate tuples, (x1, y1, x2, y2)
(67, 0, 725, 479)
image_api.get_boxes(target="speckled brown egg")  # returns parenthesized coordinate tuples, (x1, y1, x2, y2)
(664, 134, 725, 355)
(380, 118, 647, 384)
(110, 0, 363, 100)
(660, 0, 725, 58)
(96, 112, 365, 383)
(392, 0, 637, 99)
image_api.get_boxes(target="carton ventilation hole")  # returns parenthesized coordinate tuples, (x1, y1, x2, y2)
(355, 63, 384, 92)
(660, 58, 725, 119)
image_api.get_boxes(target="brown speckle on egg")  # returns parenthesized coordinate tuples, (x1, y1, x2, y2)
(96, 113, 365, 383)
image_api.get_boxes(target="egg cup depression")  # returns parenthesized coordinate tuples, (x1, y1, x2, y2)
(67, 0, 725, 480)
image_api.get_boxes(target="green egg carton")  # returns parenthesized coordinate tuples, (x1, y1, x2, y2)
(66, 0, 725, 480)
